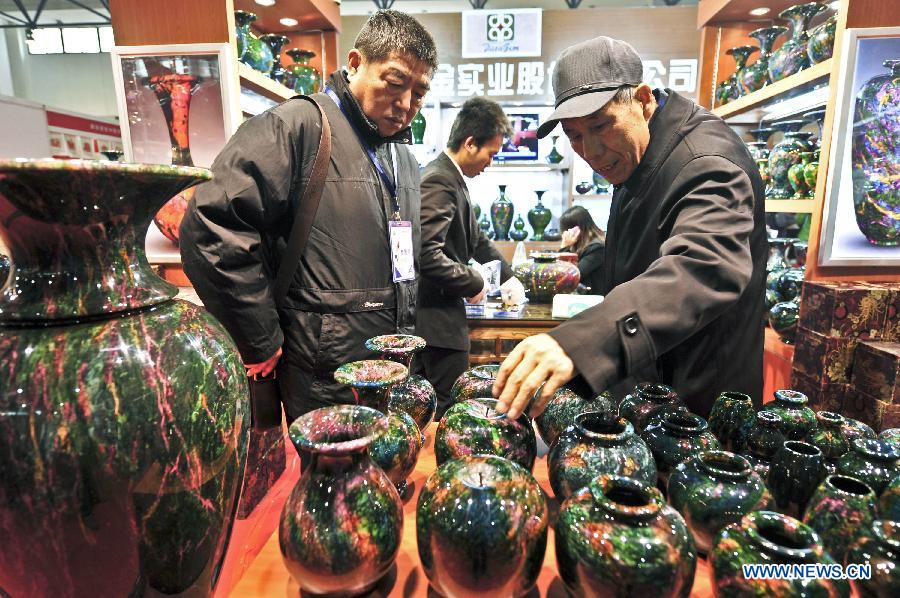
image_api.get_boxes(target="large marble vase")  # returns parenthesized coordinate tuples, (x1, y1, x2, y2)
(0, 160, 249, 597)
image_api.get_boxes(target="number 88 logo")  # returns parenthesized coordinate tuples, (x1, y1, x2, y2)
(486, 14, 514, 42)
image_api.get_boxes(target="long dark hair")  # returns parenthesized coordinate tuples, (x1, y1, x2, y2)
(559, 205, 606, 254)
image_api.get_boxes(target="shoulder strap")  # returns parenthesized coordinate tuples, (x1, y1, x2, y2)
(273, 95, 332, 306)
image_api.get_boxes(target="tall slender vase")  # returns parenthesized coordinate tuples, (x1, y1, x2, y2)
(724, 45, 757, 101)
(769, 2, 827, 81)
(527, 190, 552, 241)
(285, 48, 321, 95)
(808, 14, 838, 65)
(0, 160, 249, 597)
(743, 26, 788, 93)
(259, 34, 290, 84)
(148, 73, 201, 245)
(546, 135, 564, 164)
(366, 334, 436, 434)
(410, 111, 426, 144)
(851, 60, 900, 247)
(490, 184, 514, 241)
(234, 10, 255, 60)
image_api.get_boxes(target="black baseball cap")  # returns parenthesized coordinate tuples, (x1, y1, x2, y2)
(537, 36, 644, 139)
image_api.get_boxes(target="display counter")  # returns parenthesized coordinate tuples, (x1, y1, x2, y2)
(467, 302, 563, 363)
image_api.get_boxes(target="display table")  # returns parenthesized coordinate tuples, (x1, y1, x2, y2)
(229, 424, 718, 597)
(467, 303, 563, 363)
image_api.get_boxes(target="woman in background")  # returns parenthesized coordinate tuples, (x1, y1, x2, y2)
(559, 205, 606, 293)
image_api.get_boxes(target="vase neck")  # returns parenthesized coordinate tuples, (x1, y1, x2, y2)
(307, 450, 369, 476)
(148, 74, 200, 167)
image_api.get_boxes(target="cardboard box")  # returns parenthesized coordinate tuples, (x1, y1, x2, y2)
(844, 388, 900, 431)
(798, 281, 889, 339)
(792, 327, 857, 385)
(789, 368, 849, 413)
(852, 341, 900, 405)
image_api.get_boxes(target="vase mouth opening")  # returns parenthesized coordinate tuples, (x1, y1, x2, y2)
(465, 398, 510, 421)
(661, 411, 708, 436)
(825, 474, 875, 498)
(719, 391, 752, 404)
(635, 382, 678, 403)
(851, 438, 900, 461)
(872, 520, 900, 554)
(575, 413, 632, 441)
(334, 359, 408, 388)
(884, 59, 900, 72)
(698, 451, 752, 480)
(471, 364, 500, 381)
(783, 440, 822, 458)
(773, 389, 809, 405)
(756, 410, 782, 426)
(590, 475, 662, 520)
(747, 511, 820, 560)
(289, 405, 387, 455)
(816, 411, 843, 427)
(364, 334, 426, 356)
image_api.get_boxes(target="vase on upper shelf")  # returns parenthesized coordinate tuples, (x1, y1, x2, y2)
(0, 160, 249, 597)
(527, 190, 552, 241)
(285, 48, 321, 95)
(478, 211, 492, 237)
(769, 2, 827, 82)
(546, 135, 564, 164)
(768, 120, 814, 199)
(259, 34, 290, 84)
(808, 13, 838, 65)
(803, 107, 828, 146)
(410, 111, 426, 144)
(788, 151, 815, 198)
(743, 26, 789, 93)
(851, 59, 900, 247)
(724, 45, 758, 103)
(234, 10, 255, 60)
(803, 148, 821, 195)
(239, 19, 273, 74)
(509, 215, 528, 241)
(490, 184, 514, 241)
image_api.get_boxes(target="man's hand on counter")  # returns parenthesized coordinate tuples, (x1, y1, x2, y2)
(493, 334, 575, 419)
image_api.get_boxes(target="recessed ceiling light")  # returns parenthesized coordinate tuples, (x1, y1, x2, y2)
(279, 17, 299, 27)
(829, 1, 840, 10)
(255, 0, 276, 6)
(749, 7, 771, 16)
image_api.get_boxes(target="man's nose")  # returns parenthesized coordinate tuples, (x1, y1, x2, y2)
(394, 89, 412, 113)
(582, 136, 607, 162)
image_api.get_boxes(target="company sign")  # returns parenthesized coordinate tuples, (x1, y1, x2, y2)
(461, 9, 542, 58)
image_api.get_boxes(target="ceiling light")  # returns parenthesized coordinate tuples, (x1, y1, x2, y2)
(279, 17, 299, 27)
(255, 0, 276, 6)
(749, 7, 771, 16)
(829, 1, 841, 10)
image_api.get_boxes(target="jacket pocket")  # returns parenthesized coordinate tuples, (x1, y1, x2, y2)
(281, 309, 323, 373)
(312, 309, 398, 374)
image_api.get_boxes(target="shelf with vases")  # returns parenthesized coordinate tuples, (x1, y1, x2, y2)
(238, 62, 295, 103)
(698, 0, 828, 28)
(764, 198, 816, 213)
(712, 59, 833, 120)
(233, 0, 341, 32)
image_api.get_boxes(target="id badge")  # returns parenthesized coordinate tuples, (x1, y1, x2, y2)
(389, 220, 415, 282)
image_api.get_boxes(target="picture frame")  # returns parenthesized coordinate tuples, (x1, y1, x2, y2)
(109, 43, 241, 169)
(818, 26, 900, 267)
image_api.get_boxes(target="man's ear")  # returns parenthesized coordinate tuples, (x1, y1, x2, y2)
(347, 49, 362, 74)
(634, 83, 655, 120)
(463, 136, 479, 154)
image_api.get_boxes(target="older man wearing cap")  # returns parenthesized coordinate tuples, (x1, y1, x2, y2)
(493, 36, 767, 419)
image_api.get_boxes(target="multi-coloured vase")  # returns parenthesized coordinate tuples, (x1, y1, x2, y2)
(878, 474, 900, 522)
(549, 413, 656, 500)
(435, 398, 536, 470)
(746, 410, 788, 479)
(535, 388, 616, 448)
(280, 405, 402, 596)
(837, 438, 900, 495)
(234, 10, 255, 60)
(788, 151, 813, 198)
(708, 391, 756, 453)
(768, 2, 827, 81)
(556, 474, 697, 598)
(803, 149, 820, 195)
(618, 382, 686, 433)
(333, 359, 408, 413)
(846, 520, 900, 596)
(387, 374, 437, 435)
(417, 455, 548, 597)
(512, 252, 580, 303)
(450, 363, 499, 402)
(761, 389, 818, 440)
(881, 428, 900, 450)
(768, 121, 814, 199)
(724, 45, 757, 102)
(642, 411, 720, 485)
(490, 184, 514, 241)
(0, 160, 249, 597)
(768, 440, 828, 518)
(259, 33, 290, 83)
(285, 48, 321, 95)
(527, 190, 552, 240)
(802, 474, 877, 563)
(808, 14, 838, 64)
(804, 411, 850, 472)
(742, 26, 788, 93)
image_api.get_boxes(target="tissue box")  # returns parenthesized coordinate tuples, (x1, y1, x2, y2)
(791, 327, 857, 385)
(798, 281, 889, 339)
(851, 341, 900, 405)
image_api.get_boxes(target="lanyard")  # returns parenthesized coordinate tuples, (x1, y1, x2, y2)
(325, 86, 402, 219)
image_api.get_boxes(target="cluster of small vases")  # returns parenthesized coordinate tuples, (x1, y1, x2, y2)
(764, 236, 808, 343)
(233, 10, 322, 92)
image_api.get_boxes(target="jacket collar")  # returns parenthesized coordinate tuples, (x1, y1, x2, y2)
(327, 70, 412, 146)
(622, 89, 693, 196)
(439, 151, 466, 186)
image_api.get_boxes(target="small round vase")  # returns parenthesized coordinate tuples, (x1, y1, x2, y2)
(803, 149, 820, 194)
(804, 411, 850, 472)
(478, 212, 492, 237)
(725, 45, 758, 101)
(334, 359, 408, 413)
(527, 190, 552, 241)
(387, 375, 437, 435)
(743, 26, 789, 93)
(837, 438, 900, 495)
(767, 236, 794, 272)
(234, 10, 255, 60)
(410, 110, 426, 144)
(788, 151, 813, 198)
(535, 388, 616, 447)
(746, 410, 788, 479)
(575, 181, 594, 195)
(708, 391, 756, 453)
(280, 405, 402, 596)
(509, 215, 528, 241)
(592, 171, 611, 193)
(711, 511, 850, 598)
(769, 2, 827, 82)
(435, 398, 536, 470)
(667, 451, 771, 555)
(769, 299, 801, 343)
(546, 135, 564, 165)
(808, 14, 838, 65)
(642, 411, 720, 485)
(549, 413, 657, 500)
(543, 227, 562, 242)
(776, 267, 805, 301)
(769, 121, 814, 199)
(843, 417, 878, 444)
(512, 252, 580, 303)
(761, 389, 818, 440)
(285, 48, 321, 95)
(618, 382, 686, 433)
(556, 474, 697, 598)
(851, 60, 900, 247)
(879, 475, 900, 522)
(417, 455, 548, 598)
(881, 428, 900, 450)
(450, 363, 499, 402)
(802, 474, 877, 563)
(490, 184, 514, 241)
(846, 520, 900, 597)
(259, 34, 290, 83)
(365, 333, 426, 370)
(768, 440, 828, 518)
(765, 288, 781, 313)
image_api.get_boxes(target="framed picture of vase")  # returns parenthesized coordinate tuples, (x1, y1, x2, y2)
(819, 26, 900, 267)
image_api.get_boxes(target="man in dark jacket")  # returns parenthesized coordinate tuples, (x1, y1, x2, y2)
(416, 97, 523, 416)
(494, 36, 767, 419)
(179, 11, 436, 421)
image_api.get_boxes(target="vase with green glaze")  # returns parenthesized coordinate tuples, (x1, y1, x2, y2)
(259, 33, 290, 83)
(366, 334, 436, 434)
(847, 520, 900, 596)
(527, 190, 552, 241)
(803, 474, 877, 563)
(756, 158, 771, 192)
(546, 135, 564, 164)
(239, 21, 273, 74)
(450, 363, 499, 402)
(808, 14, 838, 65)
(535, 388, 616, 447)
(417, 454, 548, 597)
(708, 391, 756, 453)
(549, 413, 657, 500)
(642, 411, 720, 485)
(881, 428, 900, 450)
(711, 511, 849, 598)
(768, 298, 801, 343)
(803, 149, 820, 194)
(490, 184, 514, 241)
(844, 418, 878, 443)
(234, 10, 255, 60)
(280, 405, 402, 596)
(768, 440, 828, 518)
(667, 451, 771, 554)
(788, 151, 814, 198)
(512, 252, 581, 303)
(879, 475, 900, 522)
(285, 48, 321, 95)
(556, 474, 697, 598)
(509, 215, 528, 241)
(725, 45, 758, 101)
(618, 382, 686, 433)
(410, 110, 426, 144)
(435, 398, 536, 470)
(743, 26, 788, 93)
(769, 2, 827, 81)
(478, 211, 492, 236)
(804, 411, 850, 473)
(761, 389, 817, 440)
(746, 410, 787, 479)
(768, 120, 814, 199)
(0, 160, 249, 597)
(837, 438, 900, 496)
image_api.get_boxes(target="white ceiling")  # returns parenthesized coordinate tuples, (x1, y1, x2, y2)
(339, 0, 697, 16)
